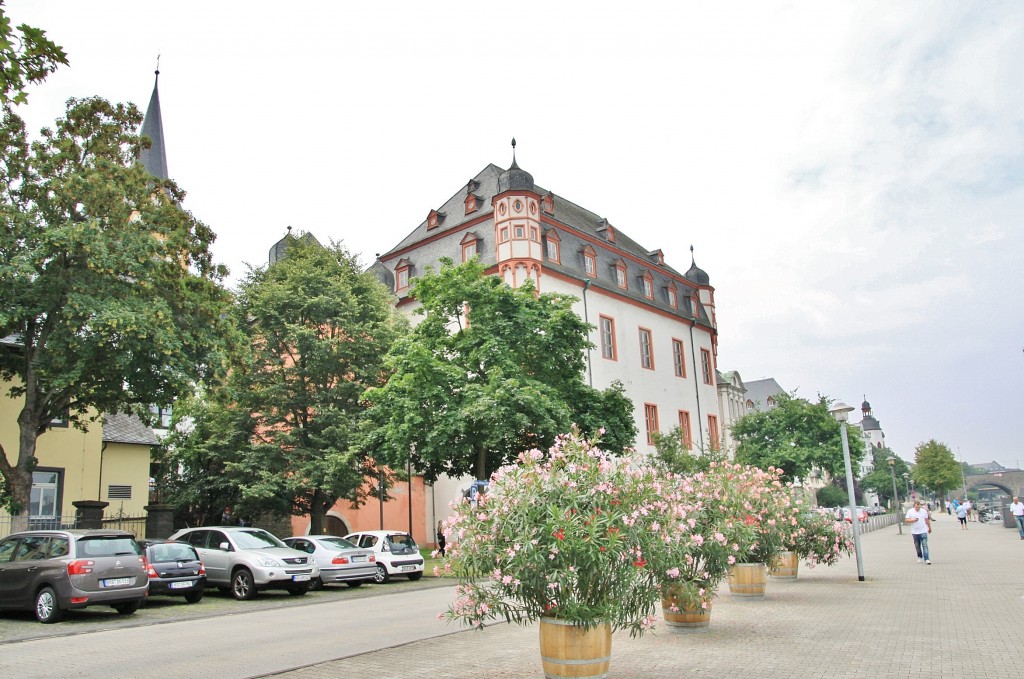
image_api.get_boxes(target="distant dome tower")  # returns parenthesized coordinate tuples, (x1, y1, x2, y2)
(685, 245, 716, 329)
(492, 139, 543, 289)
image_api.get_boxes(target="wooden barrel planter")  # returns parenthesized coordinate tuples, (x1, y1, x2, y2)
(661, 588, 712, 632)
(728, 562, 767, 598)
(539, 617, 612, 679)
(770, 551, 799, 580)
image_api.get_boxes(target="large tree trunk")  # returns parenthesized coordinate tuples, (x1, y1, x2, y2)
(474, 444, 487, 482)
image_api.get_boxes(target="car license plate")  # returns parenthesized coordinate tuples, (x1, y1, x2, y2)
(292, 574, 310, 582)
(102, 577, 133, 588)
(400, 566, 415, 572)
(169, 580, 194, 589)
(352, 556, 365, 562)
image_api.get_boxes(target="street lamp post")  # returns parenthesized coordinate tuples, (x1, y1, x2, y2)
(830, 401, 865, 582)
(887, 456, 902, 535)
(902, 472, 910, 495)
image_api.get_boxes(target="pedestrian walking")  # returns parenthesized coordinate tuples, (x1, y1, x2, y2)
(904, 499, 932, 564)
(945, 500, 952, 515)
(1010, 497, 1024, 540)
(963, 499, 973, 522)
(436, 520, 447, 557)
(955, 502, 968, 529)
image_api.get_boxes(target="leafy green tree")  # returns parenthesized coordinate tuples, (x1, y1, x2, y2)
(859, 446, 910, 507)
(732, 393, 864, 482)
(364, 259, 636, 482)
(153, 390, 253, 527)
(912, 439, 961, 499)
(227, 239, 405, 534)
(0, 2, 68, 105)
(815, 483, 848, 508)
(650, 426, 726, 475)
(0, 97, 232, 519)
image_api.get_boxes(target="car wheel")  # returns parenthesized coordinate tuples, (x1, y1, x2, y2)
(346, 581, 363, 588)
(184, 590, 204, 604)
(288, 584, 310, 596)
(34, 587, 64, 624)
(309, 577, 324, 591)
(114, 601, 140, 615)
(231, 568, 257, 601)
(374, 563, 390, 584)
(407, 571, 423, 581)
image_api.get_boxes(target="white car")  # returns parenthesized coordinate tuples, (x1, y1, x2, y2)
(169, 526, 319, 600)
(343, 530, 424, 583)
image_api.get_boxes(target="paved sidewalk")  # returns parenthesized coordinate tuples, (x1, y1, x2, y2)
(275, 514, 1024, 678)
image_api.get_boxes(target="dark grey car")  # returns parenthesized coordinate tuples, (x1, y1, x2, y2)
(0, 529, 148, 623)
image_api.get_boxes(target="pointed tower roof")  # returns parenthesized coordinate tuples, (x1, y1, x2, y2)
(497, 138, 535, 193)
(138, 69, 168, 180)
(684, 245, 710, 286)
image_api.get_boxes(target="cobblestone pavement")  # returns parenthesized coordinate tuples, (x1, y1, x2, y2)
(272, 515, 1024, 678)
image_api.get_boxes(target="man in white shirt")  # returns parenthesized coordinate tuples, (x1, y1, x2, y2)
(1010, 497, 1024, 540)
(904, 499, 932, 564)
(963, 499, 973, 522)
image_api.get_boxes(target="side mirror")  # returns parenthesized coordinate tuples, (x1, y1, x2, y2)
(219, 542, 231, 552)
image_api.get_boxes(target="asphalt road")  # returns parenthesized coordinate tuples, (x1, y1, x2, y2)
(0, 579, 459, 678)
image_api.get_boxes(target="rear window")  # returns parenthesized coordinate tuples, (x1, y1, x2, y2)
(150, 543, 198, 562)
(77, 537, 141, 557)
(320, 537, 358, 550)
(386, 534, 418, 552)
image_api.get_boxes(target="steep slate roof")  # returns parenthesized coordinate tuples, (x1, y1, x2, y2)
(102, 412, 160, 446)
(742, 377, 787, 411)
(138, 70, 168, 180)
(374, 162, 714, 328)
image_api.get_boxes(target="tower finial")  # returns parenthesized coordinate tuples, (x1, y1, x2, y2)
(690, 244, 695, 261)
(511, 137, 517, 164)
(155, 53, 161, 78)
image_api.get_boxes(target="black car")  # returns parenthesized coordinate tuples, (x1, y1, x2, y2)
(137, 539, 206, 604)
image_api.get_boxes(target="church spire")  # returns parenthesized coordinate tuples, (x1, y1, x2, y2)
(138, 62, 168, 180)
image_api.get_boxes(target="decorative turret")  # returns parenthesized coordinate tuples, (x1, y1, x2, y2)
(492, 139, 542, 289)
(685, 245, 716, 328)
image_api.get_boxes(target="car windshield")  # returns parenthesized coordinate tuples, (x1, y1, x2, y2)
(320, 537, 358, 550)
(232, 529, 286, 549)
(78, 536, 141, 557)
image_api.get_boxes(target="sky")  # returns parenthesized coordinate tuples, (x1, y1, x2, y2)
(10, 1, 1024, 468)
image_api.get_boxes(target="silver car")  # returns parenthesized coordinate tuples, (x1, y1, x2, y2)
(168, 526, 319, 600)
(283, 536, 376, 589)
(0, 529, 148, 623)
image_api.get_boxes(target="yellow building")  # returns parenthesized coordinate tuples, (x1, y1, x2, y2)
(1, 377, 157, 532)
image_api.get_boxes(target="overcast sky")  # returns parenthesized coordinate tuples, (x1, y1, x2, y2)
(12, 1, 1024, 469)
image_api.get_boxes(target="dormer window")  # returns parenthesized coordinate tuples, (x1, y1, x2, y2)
(582, 245, 597, 276)
(427, 209, 445, 230)
(641, 273, 653, 299)
(395, 258, 413, 293)
(461, 232, 480, 262)
(667, 285, 678, 309)
(545, 229, 561, 263)
(596, 218, 615, 243)
(541, 192, 555, 214)
(613, 259, 627, 289)
(464, 193, 482, 215)
(648, 249, 665, 265)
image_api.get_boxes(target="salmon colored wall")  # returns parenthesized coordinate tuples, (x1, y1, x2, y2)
(290, 475, 428, 546)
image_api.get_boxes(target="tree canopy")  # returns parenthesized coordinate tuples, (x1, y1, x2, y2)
(223, 239, 405, 533)
(364, 259, 636, 482)
(912, 439, 961, 499)
(858, 446, 911, 507)
(650, 425, 727, 476)
(0, 97, 233, 516)
(0, 2, 68, 106)
(731, 393, 864, 482)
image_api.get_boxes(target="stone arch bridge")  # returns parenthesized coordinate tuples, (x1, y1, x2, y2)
(962, 471, 1024, 499)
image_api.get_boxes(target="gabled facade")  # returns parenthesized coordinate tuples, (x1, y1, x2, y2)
(369, 150, 723, 535)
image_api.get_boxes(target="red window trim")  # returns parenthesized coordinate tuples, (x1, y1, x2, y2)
(678, 410, 692, 449)
(639, 327, 654, 370)
(644, 403, 659, 445)
(599, 315, 617, 361)
(671, 338, 686, 377)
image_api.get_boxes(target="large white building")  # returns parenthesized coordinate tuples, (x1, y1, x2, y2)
(369, 151, 723, 524)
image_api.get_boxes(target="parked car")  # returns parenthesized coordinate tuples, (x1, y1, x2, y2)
(343, 530, 424, 583)
(0, 529, 148, 623)
(842, 507, 869, 523)
(168, 526, 319, 600)
(283, 535, 376, 589)
(137, 539, 206, 604)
